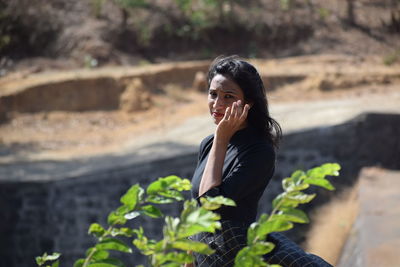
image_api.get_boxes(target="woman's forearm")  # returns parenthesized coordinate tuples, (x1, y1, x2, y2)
(198, 137, 228, 196)
(199, 101, 249, 197)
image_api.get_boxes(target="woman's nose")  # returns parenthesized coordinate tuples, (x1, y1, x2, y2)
(213, 97, 225, 109)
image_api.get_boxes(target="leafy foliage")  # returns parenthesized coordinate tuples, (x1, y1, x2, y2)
(35, 252, 60, 267)
(234, 163, 340, 266)
(36, 163, 340, 267)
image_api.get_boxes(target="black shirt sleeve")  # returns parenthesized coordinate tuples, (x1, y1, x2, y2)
(198, 142, 275, 203)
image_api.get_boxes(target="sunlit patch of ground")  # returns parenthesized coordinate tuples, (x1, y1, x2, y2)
(304, 184, 359, 265)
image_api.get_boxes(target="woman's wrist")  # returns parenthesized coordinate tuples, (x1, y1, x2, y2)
(214, 133, 230, 147)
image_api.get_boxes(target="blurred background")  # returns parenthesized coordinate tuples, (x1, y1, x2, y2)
(0, 1, 399, 267)
(1, 0, 399, 69)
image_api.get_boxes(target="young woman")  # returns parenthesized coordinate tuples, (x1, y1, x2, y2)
(187, 56, 332, 267)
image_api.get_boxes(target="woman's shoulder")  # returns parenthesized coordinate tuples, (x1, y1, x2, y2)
(200, 134, 214, 148)
(240, 139, 275, 160)
(197, 134, 214, 158)
(233, 127, 275, 151)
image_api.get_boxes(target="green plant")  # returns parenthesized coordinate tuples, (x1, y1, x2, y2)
(317, 7, 330, 20)
(35, 252, 61, 267)
(234, 163, 340, 266)
(37, 163, 340, 267)
(279, 0, 292, 11)
(84, 54, 98, 68)
(383, 49, 400, 66)
(90, 0, 106, 18)
(50, 175, 233, 267)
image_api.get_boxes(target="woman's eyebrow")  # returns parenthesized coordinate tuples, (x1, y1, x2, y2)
(208, 88, 238, 94)
(221, 89, 238, 94)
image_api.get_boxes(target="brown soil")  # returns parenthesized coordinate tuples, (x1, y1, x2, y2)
(304, 183, 359, 265)
(1, 55, 398, 163)
(0, 87, 208, 162)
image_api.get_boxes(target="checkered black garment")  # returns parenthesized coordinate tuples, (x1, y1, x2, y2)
(191, 220, 332, 267)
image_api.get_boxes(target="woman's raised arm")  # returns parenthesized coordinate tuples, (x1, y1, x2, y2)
(199, 101, 249, 196)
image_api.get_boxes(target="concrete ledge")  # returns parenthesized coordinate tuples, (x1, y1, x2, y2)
(338, 168, 400, 267)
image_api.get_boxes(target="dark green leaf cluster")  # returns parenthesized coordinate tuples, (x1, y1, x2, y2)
(56, 175, 233, 267)
(35, 252, 60, 267)
(72, 176, 195, 267)
(132, 197, 236, 266)
(234, 163, 340, 267)
(36, 163, 340, 267)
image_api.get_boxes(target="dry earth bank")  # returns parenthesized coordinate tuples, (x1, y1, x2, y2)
(0, 55, 399, 163)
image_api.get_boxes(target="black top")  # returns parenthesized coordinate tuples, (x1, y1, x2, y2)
(191, 125, 275, 225)
(190, 126, 333, 267)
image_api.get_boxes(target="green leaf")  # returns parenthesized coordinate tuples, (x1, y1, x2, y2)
(276, 208, 309, 223)
(96, 238, 132, 253)
(73, 259, 85, 267)
(291, 170, 306, 184)
(256, 218, 293, 237)
(304, 177, 335, 191)
(116, 205, 131, 215)
(155, 252, 193, 264)
(246, 214, 268, 245)
(87, 258, 125, 267)
(293, 183, 310, 191)
(234, 247, 253, 267)
(124, 211, 140, 220)
(45, 253, 61, 261)
(35, 252, 61, 266)
(110, 227, 135, 237)
(160, 190, 184, 201)
(141, 205, 163, 218)
(200, 196, 236, 210)
(159, 263, 180, 267)
(146, 195, 175, 204)
(167, 176, 191, 191)
(51, 261, 59, 267)
(107, 211, 127, 225)
(85, 248, 109, 260)
(282, 177, 309, 192)
(306, 163, 341, 179)
(132, 227, 158, 256)
(286, 192, 316, 204)
(146, 176, 191, 203)
(120, 184, 142, 211)
(282, 177, 294, 190)
(234, 247, 267, 267)
(88, 223, 106, 238)
(133, 227, 144, 239)
(178, 204, 221, 238)
(146, 176, 180, 195)
(172, 240, 214, 254)
(35, 255, 45, 266)
(272, 193, 299, 209)
(251, 241, 275, 255)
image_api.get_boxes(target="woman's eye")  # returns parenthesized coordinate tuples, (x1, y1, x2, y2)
(225, 95, 234, 99)
(209, 92, 217, 97)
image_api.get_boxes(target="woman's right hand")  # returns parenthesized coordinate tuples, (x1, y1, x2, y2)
(215, 100, 250, 143)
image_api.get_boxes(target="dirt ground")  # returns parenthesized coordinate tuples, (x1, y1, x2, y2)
(0, 55, 399, 264)
(0, 55, 399, 163)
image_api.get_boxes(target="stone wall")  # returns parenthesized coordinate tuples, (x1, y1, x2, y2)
(258, 112, 400, 243)
(0, 154, 197, 267)
(1, 113, 399, 267)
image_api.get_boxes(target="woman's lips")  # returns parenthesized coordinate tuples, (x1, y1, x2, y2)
(212, 112, 224, 118)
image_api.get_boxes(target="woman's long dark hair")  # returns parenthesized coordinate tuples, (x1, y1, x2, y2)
(207, 55, 282, 147)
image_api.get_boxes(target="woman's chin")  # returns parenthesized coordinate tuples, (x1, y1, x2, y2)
(212, 117, 222, 125)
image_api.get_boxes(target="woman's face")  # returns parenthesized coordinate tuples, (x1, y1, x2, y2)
(208, 74, 246, 125)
